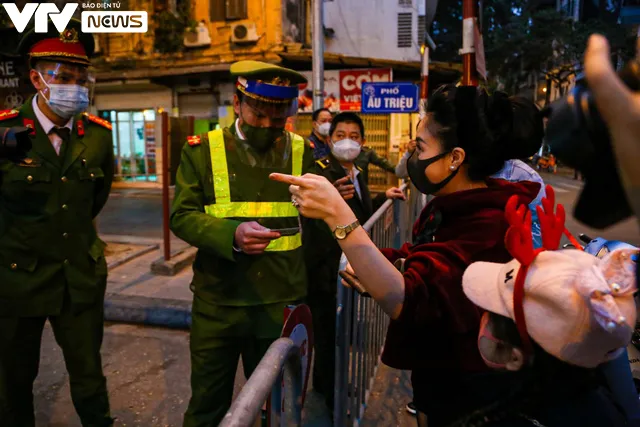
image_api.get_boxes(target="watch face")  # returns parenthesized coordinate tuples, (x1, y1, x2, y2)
(335, 228, 347, 239)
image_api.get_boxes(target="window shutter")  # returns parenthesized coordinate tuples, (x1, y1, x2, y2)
(398, 0, 412, 7)
(417, 15, 426, 42)
(226, 0, 248, 20)
(397, 13, 412, 48)
(210, 0, 225, 21)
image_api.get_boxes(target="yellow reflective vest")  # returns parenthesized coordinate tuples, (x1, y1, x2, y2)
(204, 129, 304, 252)
(170, 127, 315, 309)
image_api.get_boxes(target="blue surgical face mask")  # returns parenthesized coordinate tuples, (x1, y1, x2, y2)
(38, 72, 90, 119)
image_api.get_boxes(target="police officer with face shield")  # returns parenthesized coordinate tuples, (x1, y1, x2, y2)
(170, 60, 315, 426)
(0, 19, 114, 427)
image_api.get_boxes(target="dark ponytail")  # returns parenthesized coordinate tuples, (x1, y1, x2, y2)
(426, 85, 543, 181)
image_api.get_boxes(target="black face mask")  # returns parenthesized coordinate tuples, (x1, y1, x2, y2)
(240, 121, 285, 152)
(407, 150, 459, 195)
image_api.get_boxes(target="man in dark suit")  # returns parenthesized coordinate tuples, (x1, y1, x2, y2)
(304, 112, 404, 415)
(0, 19, 114, 426)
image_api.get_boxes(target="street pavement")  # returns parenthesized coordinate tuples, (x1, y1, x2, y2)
(31, 171, 639, 426)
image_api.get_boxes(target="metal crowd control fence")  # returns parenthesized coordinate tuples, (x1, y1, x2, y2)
(220, 182, 426, 427)
(334, 182, 423, 426)
(219, 338, 303, 427)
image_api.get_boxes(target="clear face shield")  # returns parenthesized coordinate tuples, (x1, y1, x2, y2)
(36, 61, 95, 117)
(236, 94, 300, 168)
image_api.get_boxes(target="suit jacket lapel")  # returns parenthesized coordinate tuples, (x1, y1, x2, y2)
(20, 97, 60, 168)
(328, 154, 371, 221)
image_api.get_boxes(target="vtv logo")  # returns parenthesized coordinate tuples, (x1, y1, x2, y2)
(2, 3, 79, 33)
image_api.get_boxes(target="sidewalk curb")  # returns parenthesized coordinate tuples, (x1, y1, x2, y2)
(106, 244, 159, 270)
(104, 293, 192, 329)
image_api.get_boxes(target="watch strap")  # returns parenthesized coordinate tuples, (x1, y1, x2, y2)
(333, 219, 361, 239)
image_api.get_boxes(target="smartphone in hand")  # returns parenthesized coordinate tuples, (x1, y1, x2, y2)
(270, 227, 300, 237)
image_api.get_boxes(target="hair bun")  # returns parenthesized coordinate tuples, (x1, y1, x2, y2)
(486, 91, 513, 141)
(505, 96, 544, 160)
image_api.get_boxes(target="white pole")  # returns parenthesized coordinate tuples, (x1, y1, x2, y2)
(312, 0, 325, 111)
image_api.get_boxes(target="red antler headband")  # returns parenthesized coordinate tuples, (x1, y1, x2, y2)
(504, 185, 582, 355)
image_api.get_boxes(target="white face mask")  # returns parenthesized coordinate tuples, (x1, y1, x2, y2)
(331, 138, 362, 162)
(38, 72, 90, 119)
(317, 122, 331, 136)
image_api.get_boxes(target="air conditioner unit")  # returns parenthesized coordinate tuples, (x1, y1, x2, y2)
(231, 22, 259, 44)
(184, 22, 212, 48)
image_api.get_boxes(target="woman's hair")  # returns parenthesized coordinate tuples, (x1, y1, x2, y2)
(426, 85, 543, 181)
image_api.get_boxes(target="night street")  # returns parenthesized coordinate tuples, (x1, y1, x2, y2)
(97, 173, 640, 246)
(32, 171, 640, 426)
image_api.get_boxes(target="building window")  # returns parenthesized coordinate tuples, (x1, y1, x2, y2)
(210, 0, 248, 22)
(397, 13, 412, 48)
(100, 109, 158, 182)
(417, 14, 426, 42)
(399, 0, 412, 7)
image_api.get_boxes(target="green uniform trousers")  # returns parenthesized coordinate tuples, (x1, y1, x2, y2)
(0, 279, 111, 427)
(307, 291, 336, 413)
(184, 296, 292, 427)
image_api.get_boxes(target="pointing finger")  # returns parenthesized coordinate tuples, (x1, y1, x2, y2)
(270, 173, 307, 187)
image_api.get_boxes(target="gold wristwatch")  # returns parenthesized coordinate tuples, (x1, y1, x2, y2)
(332, 220, 360, 240)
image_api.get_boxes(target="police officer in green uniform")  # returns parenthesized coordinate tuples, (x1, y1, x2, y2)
(170, 60, 315, 426)
(0, 19, 114, 427)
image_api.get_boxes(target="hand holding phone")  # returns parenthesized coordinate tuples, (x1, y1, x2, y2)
(269, 227, 300, 237)
(339, 270, 370, 298)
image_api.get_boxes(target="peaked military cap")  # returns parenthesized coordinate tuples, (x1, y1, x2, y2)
(232, 60, 307, 104)
(17, 18, 94, 66)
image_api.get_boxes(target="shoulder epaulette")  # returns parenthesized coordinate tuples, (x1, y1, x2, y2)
(187, 135, 201, 146)
(83, 113, 112, 130)
(309, 140, 316, 149)
(315, 157, 330, 170)
(0, 109, 20, 121)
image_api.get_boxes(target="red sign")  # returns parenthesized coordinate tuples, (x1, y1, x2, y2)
(297, 68, 392, 112)
(339, 68, 392, 111)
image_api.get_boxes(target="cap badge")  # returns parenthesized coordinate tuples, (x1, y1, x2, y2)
(60, 28, 79, 44)
(265, 77, 291, 87)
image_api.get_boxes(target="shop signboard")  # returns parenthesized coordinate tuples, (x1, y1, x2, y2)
(297, 68, 392, 113)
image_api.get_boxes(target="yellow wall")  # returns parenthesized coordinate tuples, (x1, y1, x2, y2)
(102, 0, 291, 64)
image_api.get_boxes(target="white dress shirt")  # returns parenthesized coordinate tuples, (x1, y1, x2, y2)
(343, 165, 363, 200)
(32, 95, 74, 156)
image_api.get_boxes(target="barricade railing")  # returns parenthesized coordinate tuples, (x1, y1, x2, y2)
(334, 182, 422, 426)
(219, 338, 303, 427)
(221, 182, 425, 427)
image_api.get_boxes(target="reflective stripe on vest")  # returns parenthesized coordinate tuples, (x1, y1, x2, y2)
(204, 129, 305, 252)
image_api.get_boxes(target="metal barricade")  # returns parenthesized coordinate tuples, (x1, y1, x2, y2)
(220, 338, 303, 427)
(221, 182, 426, 427)
(334, 183, 422, 426)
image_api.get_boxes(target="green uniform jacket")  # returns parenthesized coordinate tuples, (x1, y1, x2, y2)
(0, 96, 114, 317)
(355, 146, 397, 184)
(303, 154, 387, 294)
(170, 127, 315, 308)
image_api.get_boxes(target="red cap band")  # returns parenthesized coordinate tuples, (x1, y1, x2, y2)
(29, 33, 88, 63)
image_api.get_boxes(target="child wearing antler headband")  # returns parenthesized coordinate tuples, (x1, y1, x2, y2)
(458, 186, 637, 427)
